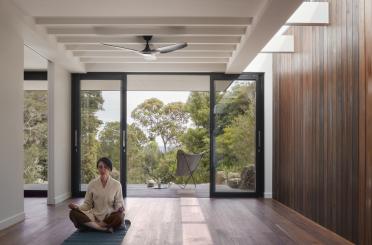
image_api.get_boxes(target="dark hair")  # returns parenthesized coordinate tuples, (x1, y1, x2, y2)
(96, 157, 113, 171)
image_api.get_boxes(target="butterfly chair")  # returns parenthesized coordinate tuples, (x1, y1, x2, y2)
(175, 150, 205, 189)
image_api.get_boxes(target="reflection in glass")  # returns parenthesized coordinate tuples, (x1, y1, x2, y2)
(80, 81, 121, 189)
(214, 80, 256, 192)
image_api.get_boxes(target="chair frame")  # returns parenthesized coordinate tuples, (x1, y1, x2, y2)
(176, 150, 206, 189)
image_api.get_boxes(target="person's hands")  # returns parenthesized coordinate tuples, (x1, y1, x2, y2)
(68, 203, 79, 210)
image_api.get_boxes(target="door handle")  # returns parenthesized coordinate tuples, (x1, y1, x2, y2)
(258, 130, 262, 152)
(74, 130, 78, 152)
(74, 130, 77, 147)
(122, 130, 126, 152)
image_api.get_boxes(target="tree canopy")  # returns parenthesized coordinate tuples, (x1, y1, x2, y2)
(24, 91, 48, 184)
(132, 98, 189, 152)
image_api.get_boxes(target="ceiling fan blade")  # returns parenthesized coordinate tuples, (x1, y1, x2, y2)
(101, 43, 142, 54)
(155, 42, 188, 53)
(142, 53, 157, 61)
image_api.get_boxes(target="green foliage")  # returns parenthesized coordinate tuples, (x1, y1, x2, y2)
(181, 92, 211, 184)
(215, 82, 255, 135)
(99, 121, 120, 170)
(131, 98, 164, 141)
(21, 84, 256, 188)
(179, 127, 210, 184)
(216, 111, 255, 172)
(185, 92, 210, 128)
(132, 98, 189, 152)
(77, 86, 256, 186)
(181, 127, 209, 153)
(80, 91, 104, 183)
(24, 91, 48, 184)
(142, 141, 168, 184)
(24, 144, 46, 184)
(127, 124, 147, 183)
(215, 82, 256, 178)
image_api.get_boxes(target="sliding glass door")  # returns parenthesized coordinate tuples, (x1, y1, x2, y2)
(210, 74, 264, 197)
(71, 73, 263, 198)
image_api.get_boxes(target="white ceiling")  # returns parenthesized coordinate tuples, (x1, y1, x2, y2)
(13, 0, 265, 17)
(13, 0, 302, 73)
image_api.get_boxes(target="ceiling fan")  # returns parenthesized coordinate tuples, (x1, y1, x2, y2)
(101, 36, 188, 61)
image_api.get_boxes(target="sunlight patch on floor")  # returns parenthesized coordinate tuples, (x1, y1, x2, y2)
(181, 198, 213, 245)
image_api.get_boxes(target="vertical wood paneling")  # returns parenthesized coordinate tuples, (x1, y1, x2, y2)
(358, 0, 366, 242)
(273, 0, 360, 242)
(358, 0, 372, 244)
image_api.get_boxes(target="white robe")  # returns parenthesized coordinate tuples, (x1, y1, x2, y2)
(78, 175, 124, 222)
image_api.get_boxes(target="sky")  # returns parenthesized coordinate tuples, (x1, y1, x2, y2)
(95, 91, 191, 125)
(95, 91, 191, 148)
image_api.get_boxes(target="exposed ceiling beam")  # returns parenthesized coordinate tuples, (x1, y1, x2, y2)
(35, 17, 253, 26)
(73, 51, 232, 58)
(80, 57, 229, 63)
(56, 36, 242, 44)
(65, 44, 236, 51)
(226, 0, 302, 73)
(12, 0, 264, 17)
(85, 63, 226, 72)
(47, 26, 246, 36)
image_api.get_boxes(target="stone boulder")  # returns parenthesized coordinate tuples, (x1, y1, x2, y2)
(239, 165, 255, 190)
(216, 171, 226, 184)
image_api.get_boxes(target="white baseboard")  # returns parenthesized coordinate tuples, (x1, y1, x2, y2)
(264, 192, 273, 198)
(48, 192, 71, 205)
(0, 211, 25, 231)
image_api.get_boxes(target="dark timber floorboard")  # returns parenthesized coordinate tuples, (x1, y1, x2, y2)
(0, 198, 353, 245)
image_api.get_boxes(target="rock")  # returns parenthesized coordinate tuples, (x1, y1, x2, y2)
(239, 165, 255, 190)
(227, 178, 241, 189)
(216, 171, 226, 184)
(228, 172, 240, 179)
(146, 179, 156, 188)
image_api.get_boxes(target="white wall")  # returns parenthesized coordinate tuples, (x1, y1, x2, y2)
(0, 1, 25, 230)
(245, 53, 273, 198)
(47, 62, 71, 205)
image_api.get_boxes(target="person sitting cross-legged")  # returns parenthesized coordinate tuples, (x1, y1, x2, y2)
(69, 157, 125, 233)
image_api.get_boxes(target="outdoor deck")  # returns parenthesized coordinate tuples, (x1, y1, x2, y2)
(128, 183, 211, 198)
(81, 183, 250, 198)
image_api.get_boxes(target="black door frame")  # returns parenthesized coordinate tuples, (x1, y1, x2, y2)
(71, 72, 264, 198)
(210, 73, 264, 198)
(71, 73, 127, 197)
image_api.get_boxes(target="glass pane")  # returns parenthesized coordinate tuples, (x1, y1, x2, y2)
(126, 75, 210, 197)
(24, 88, 48, 189)
(80, 80, 121, 191)
(214, 80, 256, 192)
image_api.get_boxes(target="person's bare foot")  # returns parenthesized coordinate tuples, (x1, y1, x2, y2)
(94, 217, 107, 228)
(97, 221, 107, 228)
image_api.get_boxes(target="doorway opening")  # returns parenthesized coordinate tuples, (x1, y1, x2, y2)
(24, 71, 48, 197)
(126, 75, 210, 197)
(71, 73, 264, 198)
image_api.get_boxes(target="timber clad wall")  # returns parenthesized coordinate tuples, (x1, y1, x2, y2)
(273, 0, 372, 243)
(360, 0, 372, 244)
(273, 0, 360, 242)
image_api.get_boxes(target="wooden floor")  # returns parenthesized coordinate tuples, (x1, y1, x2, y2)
(85, 183, 249, 198)
(0, 198, 353, 245)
